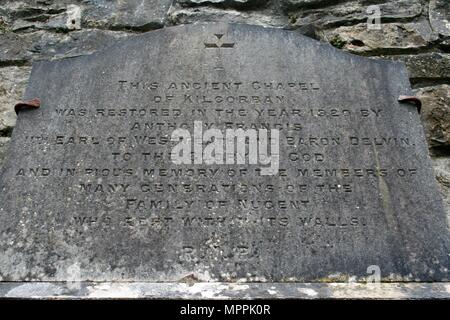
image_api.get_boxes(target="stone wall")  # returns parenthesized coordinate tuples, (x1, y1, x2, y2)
(0, 0, 449, 219)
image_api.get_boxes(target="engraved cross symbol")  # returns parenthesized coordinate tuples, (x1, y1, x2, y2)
(204, 34, 235, 49)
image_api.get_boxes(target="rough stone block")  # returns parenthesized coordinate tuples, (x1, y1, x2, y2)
(0, 66, 31, 131)
(321, 21, 436, 55)
(415, 85, 450, 150)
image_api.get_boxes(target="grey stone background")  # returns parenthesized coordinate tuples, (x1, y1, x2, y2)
(0, 0, 449, 221)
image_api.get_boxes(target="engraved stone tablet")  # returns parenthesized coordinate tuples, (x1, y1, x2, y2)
(0, 23, 448, 282)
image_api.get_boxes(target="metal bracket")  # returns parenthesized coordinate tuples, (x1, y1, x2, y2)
(398, 95, 422, 114)
(14, 98, 41, 115)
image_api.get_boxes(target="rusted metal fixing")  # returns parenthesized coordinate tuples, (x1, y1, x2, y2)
(398, 95, 422, 114)
(14, 98, 41, 115)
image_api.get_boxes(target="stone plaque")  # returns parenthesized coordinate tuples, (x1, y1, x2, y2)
(0, 23, 448, 282)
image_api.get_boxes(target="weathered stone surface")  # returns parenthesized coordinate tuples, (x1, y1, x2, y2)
(0, 0, 79, 32)
(429, 0, 450, 37)
(414, 85, 450, 149)
(34, 29, 131, 60)
(282, 0, 345, 11)
(0, 0, 172, 32)
(177, 0, 268, 10)
(0, 66, 31, 131)
(432, 157, 450, 223)
(0, 137, 10, 169)
(287, 0, 423, 28)
(82, 0, 172, 31)
(0, 23, 448, 282)
(168, 5, 288, 27)
(10, 6, 81, 32)
(389, 53, 450, 85)
(0, 11, 11, 32)
(0, 29, 130, 65)
(0, 0, 73, 15)
(0, 31, 35, 65)
(321, 21, 435, 55)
